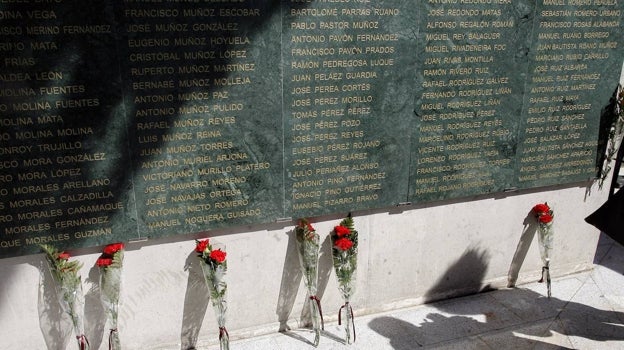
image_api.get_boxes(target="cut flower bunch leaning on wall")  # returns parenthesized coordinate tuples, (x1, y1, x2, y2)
(196, 238, 229, 350)
(41, 244, 90, 350)
(96, 242, 124, 350)
(295, 218, 324, 347)
(533, 203, 554, 297)
(331, 213, 359, 344)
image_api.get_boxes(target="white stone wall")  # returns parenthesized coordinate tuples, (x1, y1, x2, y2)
(0, 183, 609, 349)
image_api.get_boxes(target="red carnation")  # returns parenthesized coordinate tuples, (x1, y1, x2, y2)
(58, 252, 70, 260)
(103, 242, 124, 255)
(539, 213, 553, 224)
(96, 257, 113, 267)
(209, 249, 227, 264)
(533, 203, 550, 216)
(196, 239, 210, 253)
(299, 220, 315, 232)
(334, 237, 354, 251)
(334, 225, 350, 237)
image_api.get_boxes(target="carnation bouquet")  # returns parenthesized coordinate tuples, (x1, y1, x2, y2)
(598, 84, 624, 189)
(330, 214, 358, 344)
(533, 203, 554, 297)
(195, 238, 229, 350)
(295, 219, 324, 347)
(96, 242, 124, 350)
(40, 244, 89, 350)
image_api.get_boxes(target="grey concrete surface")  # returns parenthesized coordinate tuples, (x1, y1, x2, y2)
(225, 232, 624, 350)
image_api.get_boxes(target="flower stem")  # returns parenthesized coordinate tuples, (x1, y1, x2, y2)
(543, 265, 551, 298)
(339, 302, 356, 345)
(309, 296, 321, 347)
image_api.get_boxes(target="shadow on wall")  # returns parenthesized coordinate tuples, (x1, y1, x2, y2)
(1, 1, 316, 348)
(1, 0, 309, 254)
(274, 229, 333, 333)
(507, 210, 540, 288)
(180, 251, 211, 350)
(423, 247, 492, 304)
(84, 264, 107, 350)
(35, 249, 208, 350)
(275, 229, 303, 332)
(35, 255, 109, 350)
(594, 85, 623, 180)
(175, 227, 338, 350)
(35, 256, 73, 350)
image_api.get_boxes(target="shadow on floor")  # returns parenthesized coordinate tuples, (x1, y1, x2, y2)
(370, 284, 624, 349)
(593, 233, 624, 276)
(370, 240, 624, 349)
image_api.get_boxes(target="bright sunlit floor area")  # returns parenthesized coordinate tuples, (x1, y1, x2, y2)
(219, 233, 624, 350)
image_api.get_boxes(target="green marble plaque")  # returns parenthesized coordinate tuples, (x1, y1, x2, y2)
(0, 0, 622, 258)
(0, 2, 133, 257)
(283, 2, 415, 217)
(409, 1, 534, 202)
(515, 0, 622, 188)
(116, 1, 284, 239)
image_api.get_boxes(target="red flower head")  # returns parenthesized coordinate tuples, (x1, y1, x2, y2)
(299, 219, 315, 232)
(334, 237, 354, 251)
(103, 242, 124, 255)
(539, 213, 554, 224)
(334, 225, 350, 238)
(58, 252, 70, 260)
(533, 203, 550, 216)
(96, 257, 113, 267)
(196, 239, 210, 253)
(209, 249, 227, 264)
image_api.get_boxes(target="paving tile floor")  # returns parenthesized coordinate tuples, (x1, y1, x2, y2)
(227, 233, 624, 349)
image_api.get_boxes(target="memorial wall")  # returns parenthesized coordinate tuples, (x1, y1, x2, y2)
(0, 0, 622, 258)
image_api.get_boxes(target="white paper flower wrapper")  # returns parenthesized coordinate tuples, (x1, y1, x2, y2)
(537, 222, 554, 266)
(58, 279, 89, 350)
(295, 230, 323, 347)
(200, 261, 229, 350)
(100, 267, 122, 350)
(333, 248, 357, 344)
(537, 221, 554, 297)
(42, 244, 89, 350)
